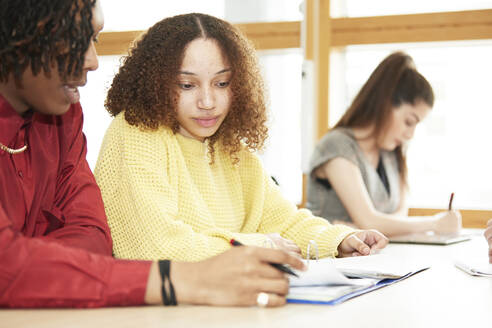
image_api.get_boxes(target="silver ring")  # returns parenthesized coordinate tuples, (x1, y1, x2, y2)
(256, 292, 269, 307)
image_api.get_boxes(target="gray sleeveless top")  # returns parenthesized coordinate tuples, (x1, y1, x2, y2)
(306, 128, 400, 224)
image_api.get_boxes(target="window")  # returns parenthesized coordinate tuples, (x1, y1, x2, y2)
(80, 55, 122, 168)
(100, 0, 225, 31)
(225, 0, 302, 23)
(331, 0, 492, 17)
(329, 41, 492, 209)
(258, 50, 303, 203)
(100, 0, 302, 31)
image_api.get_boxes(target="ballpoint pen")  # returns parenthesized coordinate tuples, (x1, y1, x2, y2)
(230, 239, 299, 277)
(448, 192, 454, 211)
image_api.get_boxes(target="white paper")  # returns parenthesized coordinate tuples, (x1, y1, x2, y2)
(289, 259, 374, 287)
(333, 254, 430, 279)
(455, 258, 492, 277)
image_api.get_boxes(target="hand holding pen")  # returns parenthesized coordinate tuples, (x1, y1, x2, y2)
(434, 192, 462, 234)
(230, 239, 300, 277)
(173, 243, 306, 307)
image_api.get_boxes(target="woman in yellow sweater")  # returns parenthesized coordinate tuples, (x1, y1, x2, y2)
(95, 13, 387, 264)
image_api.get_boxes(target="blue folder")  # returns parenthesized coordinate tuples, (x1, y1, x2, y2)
(287, 268, 428, 305)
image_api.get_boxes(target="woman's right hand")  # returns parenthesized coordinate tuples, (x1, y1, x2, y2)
(169, 246, 306, 307)
(433, 210, 462, 234)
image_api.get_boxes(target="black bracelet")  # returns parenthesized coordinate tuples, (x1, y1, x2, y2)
(158, 260, 177, 306)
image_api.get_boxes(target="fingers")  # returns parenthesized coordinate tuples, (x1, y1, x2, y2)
(252, 261, 289, 279)
(279, 238, 302, 254)
(251, 279, 289, 308)
(242, 276, 289, 308)
(253, 247, 306, 271)
(289, 251, 303, 259)
(267, 233, 302, 255)
(484, 221, 492, 252)
(286, 243, 302, 255)
(452, 210, 462, 229)
(264, 293, 287, 307)
(249, 293, 287, 307)
(484, 226, 492, 243)
(485, 219, 492, 254)
(366, 230, 389, 251)
(243, 267, 290, 307)
(253, 277, 290, 296)
(436, 211, 461, 234)
(345, 234, 370, 256)
(339, 230, 388, 258)
(182, 247, 293, 307)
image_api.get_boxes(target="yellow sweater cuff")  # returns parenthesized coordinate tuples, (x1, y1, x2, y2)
(307, 224, 355, 259)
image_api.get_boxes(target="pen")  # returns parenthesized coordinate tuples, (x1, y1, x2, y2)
(230, 239, 299, 277)
(448, 192, 454, 211)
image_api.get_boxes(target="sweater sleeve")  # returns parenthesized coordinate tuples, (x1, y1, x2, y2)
(240, 151, 355, 259)
(95, 116, 268, 262)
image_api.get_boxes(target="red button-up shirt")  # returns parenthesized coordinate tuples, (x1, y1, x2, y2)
(0, 94, 151, 308)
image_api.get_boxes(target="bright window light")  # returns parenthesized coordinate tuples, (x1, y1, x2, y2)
(329, 41, 492, 210)
(332, 0, 492, 17)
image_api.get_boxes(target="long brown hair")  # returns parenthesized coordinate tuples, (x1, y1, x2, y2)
(334, 51, 434, 186)
(105, 13, 268, 163)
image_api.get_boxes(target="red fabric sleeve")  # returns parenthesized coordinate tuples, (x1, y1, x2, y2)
(42, 104, 112, 256)
(0, 204, 151, 308)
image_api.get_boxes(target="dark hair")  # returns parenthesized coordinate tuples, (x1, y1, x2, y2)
(0, 0, 96, 86)
(335, 51, 434, 185)
(105, 13, 268, 163)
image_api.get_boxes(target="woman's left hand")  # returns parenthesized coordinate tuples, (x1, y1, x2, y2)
(337, 230, 388, 257)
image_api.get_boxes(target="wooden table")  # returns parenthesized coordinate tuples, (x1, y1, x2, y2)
(1, 231, 491, 328)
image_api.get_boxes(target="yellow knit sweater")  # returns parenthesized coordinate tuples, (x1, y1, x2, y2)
(95, 113, 354, 262)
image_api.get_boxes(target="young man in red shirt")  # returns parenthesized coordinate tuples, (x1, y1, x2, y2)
(0, 0, 309, 308)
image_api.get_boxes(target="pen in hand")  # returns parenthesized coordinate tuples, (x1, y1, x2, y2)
(448, 192, 454, 211)
(230, 239, 299, 277)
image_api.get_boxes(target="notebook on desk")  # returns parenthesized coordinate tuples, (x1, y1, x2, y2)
(389, 232, 470, 245)
(287, 255, 429, 305)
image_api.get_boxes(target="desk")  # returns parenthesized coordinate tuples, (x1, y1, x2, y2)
(1, 232, 491, 328)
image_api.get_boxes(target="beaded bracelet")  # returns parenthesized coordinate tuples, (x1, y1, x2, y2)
(158, 260, 177, 306)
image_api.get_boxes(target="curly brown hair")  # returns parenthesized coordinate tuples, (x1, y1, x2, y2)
(106, 13, 268, 163)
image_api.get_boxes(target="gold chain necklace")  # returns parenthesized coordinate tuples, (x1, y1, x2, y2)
(0, 142, 28, 154)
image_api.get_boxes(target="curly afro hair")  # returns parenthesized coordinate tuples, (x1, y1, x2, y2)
(105, 13, 268, 163)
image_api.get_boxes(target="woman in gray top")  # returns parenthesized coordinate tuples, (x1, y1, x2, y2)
(307, 52, 462, 237)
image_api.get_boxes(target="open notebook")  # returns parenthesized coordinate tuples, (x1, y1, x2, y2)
(287, 254, 429, 305)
